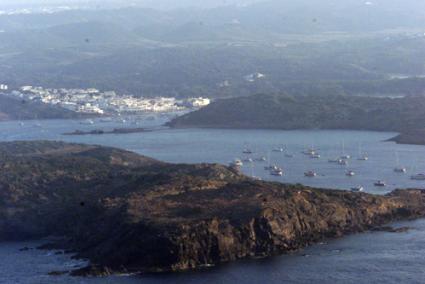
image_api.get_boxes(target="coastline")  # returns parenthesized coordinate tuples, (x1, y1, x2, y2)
(1, 141, 425, 277)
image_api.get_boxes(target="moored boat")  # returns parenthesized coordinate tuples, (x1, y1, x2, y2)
(304, 171, 317, 177)
(351, 186, 364, 192)
(411, 173, 425, 180)
(374, 180, 386, 187)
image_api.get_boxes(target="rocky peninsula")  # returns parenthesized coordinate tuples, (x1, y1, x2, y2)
(1, 141, 425, 276)
(388, 129, 425, 145)
(168, 94, 425, 145)
(0, 95, 87, 121)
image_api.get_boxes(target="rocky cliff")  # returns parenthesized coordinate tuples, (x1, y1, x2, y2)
(1, 141, 425, 276)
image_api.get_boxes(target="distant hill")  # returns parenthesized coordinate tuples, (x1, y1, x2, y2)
(0, 94, 86, 121)
(1, 1, 425, 98)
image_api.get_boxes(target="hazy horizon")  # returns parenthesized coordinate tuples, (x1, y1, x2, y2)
(0, 0, 265, 10)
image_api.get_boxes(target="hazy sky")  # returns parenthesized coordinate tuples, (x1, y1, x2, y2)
(0, 0, 264, 9)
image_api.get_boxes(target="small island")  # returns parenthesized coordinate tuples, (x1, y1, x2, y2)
(63, 128, 150, 136)
(1, 141, 425, 277)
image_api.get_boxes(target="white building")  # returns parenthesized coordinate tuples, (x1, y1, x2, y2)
(0, 84, 8, 90)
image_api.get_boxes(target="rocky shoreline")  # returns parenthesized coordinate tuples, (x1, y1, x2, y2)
(1, 141, 425, 277)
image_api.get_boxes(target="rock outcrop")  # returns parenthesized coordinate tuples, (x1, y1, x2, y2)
(1, 141, 425, 276)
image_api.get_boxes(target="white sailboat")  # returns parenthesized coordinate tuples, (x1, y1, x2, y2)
(250, 162, 262, 180)
(270, 166, 283, 176)
(264, 152, 273, 170)
(357, 143, 369, 161)
(340, 140, 351, 160)
(273, 146, 285, 153)
(394, 151, 407, 173)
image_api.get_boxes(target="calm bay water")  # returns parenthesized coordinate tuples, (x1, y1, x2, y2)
(1, 116, 425, 283)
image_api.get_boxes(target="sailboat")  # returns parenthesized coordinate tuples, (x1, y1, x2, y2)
(273, 146, 285, 153)
(340, 140, 351, 160)
(270, 166, 284, 176)
(394, 151, 407, 173)
(410, 161, 424, 180)
(357, 143, 369, 161)
(264, 152, 274, 170)
(250, 162, 262, 180)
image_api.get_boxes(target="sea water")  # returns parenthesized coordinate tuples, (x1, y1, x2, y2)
(1, 117, 425, 283)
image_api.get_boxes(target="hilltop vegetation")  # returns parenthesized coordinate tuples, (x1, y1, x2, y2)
(169, 94, 425, 132)
(1, 1, 425, 97)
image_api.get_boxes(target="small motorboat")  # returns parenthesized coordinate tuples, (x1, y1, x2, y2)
(243, 149, 253, 154)
(374, 180, 386, 187)
(304, 171, 317, 177)
(303, 149, 316, 156)
(310, 153, 321, 159)
(346, 171, 355, 177)
(394, 167, 407, 173)
(411, 173, 425, 180)
(270, 168, 283, 176)
(273, 147, 285, 153)
(265, 164, 279, 171)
